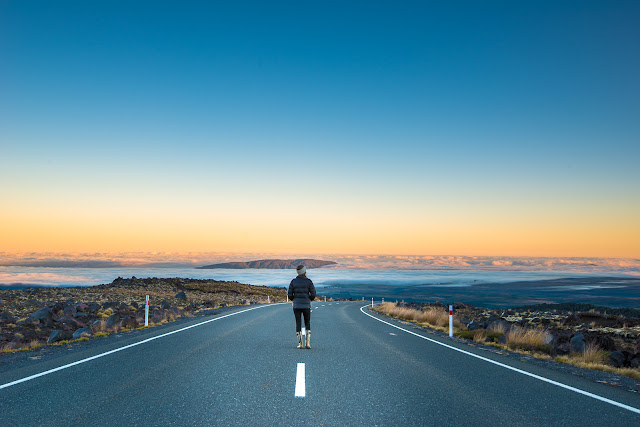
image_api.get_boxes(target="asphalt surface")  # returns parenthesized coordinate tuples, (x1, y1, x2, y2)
(1, 301, 640, 426)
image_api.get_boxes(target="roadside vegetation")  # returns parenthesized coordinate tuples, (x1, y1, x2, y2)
(373, 302, 640, 381)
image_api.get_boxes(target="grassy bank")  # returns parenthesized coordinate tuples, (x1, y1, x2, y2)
(373, 302, 640, 381)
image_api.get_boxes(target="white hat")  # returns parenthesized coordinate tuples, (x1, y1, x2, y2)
(296, 265, 306, 276)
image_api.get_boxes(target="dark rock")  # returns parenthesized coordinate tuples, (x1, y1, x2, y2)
(27, 307, 56, 328)
(75, 303, 89, 313)
(47, 330, 73, 344)
(552, 335, 571, 356)
(497, 335, 507, 345)
(131, 301, 139, 309)
(562, 313, 581, 326)
(161, 301, 171, 310)
(91, 320, 103, 331)
(630, 358, 640, 369)
(73, 312, 92, 322)
(118, 302, 130, 311)
(175, 291, 187, 301)
(58, 315, 85, 330)
(72, 327, 92, 339)
(570, 333, 586, 354)
(0, 312, 17, 323)
(120, 317, 138, 329)
(541, 318, 550, 324)
(610, 351, 626, 368)
(88, 303, 101, 314)
(102, 302, 118, 310)
(106, 313, 121, 329)
(586, 334, 616, 352)
(63, 303, 77, 316)
(486, 319, 511, 333)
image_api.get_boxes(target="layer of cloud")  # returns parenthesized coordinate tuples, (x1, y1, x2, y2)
(0, 252, 638, 275)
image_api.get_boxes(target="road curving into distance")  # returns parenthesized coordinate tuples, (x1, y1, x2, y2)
(1, 301, 639, 426)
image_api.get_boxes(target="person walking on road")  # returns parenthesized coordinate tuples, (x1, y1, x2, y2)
(288, 264, 316, 349)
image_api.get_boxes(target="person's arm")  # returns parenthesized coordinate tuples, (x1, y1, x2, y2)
(309, 280, 317, 301)
(288, 280, 294, 301)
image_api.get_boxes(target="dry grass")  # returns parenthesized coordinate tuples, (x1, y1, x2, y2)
(506, 325, 552, 353)
(473, 330, 487, 343)
(555, 355, 640, 381)
(488, 322, 507, 335)
(92, 320, 107, 332)
(374, 302, 462, 332)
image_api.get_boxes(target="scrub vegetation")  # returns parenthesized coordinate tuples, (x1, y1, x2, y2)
(373, 301, 640, 382)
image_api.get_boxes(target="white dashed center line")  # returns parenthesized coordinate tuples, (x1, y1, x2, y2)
(295, 363, 305, 397)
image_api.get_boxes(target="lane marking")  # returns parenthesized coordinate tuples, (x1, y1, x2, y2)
(295, 363, 305, 397)
(0, 304, 285, 391)
(360, 305, 640, 415)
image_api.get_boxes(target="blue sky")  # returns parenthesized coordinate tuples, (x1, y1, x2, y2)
(1, 1, 639, 256)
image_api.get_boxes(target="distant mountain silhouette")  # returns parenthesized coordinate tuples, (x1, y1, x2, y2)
(196, 259, 337, 269)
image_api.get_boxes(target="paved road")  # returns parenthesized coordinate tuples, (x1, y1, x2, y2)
(1, 301, 639, 426)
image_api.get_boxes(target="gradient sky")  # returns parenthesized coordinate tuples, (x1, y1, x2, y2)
(1, 1, 639, 257)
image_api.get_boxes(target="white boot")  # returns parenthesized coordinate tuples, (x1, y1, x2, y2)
(296, 332, 303, 349)
(305, 330, 311, 349)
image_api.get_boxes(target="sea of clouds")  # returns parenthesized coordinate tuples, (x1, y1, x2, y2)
(1, 252, 638, 274)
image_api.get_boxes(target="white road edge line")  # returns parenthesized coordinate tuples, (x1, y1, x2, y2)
(0, 303, 286, 391)
(360, 305, 640, 415)
(295, 363, 306, 397)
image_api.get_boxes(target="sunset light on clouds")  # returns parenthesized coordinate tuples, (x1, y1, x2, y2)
(2, 1, 639, 259)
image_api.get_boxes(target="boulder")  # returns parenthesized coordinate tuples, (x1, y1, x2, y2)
(486, 319, 511, 333)
(118, 302, 130, 311)
(58, 315, 85, 330)
(497, 335, 507, 345)
(552, 335, 571, 356)
(570, 333, 586, 354)
(72, 327, 92, 339)
(63, 303, 77, 316)
(75, 303, 89, 313)
(131, 301, 139, 309)
(586, 334, 616, 352)
(0, 312, 17, 323)
(27, 307, 56, 328)
(161, 301, 171, 310)
(175, 291, 187, 301)
(73, 312, 92, 322)
(105, 313, 121, 329)
(88, 302, 101, 314)
(610, 351, 626, 368)
(630, 358, 640, 369)
(120, 317, 138, 329)
(466, 320, 483, 330)
(91, 320, 104, 331)
(102, 302, 118, 310)
(47, 330, 73, 344)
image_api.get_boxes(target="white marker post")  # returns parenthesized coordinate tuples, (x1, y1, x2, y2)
(449, 305, 453, 337)
(324, 296, 326, 302)
(268, 295, 270, 304)
(145, 295, 149, 327)
(382, 298, 384, 303)
(371, 298, 374, 308)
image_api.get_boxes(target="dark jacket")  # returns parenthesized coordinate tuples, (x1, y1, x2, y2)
(288, 276, 316, 309)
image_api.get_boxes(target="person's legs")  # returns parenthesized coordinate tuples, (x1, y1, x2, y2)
(302, 308, 310, 331)
(303, 308, 311, 349)
(293, 308, 303, 349)
(293, 308, 303, 332)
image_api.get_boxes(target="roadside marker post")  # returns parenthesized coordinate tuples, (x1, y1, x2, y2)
(449, 305, 453, 337)
(324, 296, 326, 302)
(382, 298, 384, 303)
(145, 295, 149, 327)
(371, 298, 374, 308)
(268, 295, 270, 304)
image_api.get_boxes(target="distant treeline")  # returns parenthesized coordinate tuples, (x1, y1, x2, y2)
(516, 302, 640, 318)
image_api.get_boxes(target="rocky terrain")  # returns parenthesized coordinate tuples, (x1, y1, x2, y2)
(0, 277, 292, 352)
(395, 300, 640, 369)
(196, 258, 337, 269)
